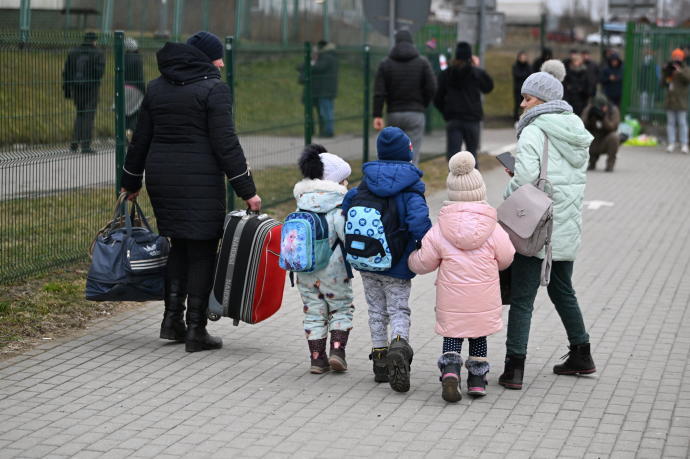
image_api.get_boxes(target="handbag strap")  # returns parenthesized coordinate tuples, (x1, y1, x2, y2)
(537, 131, 550, 192)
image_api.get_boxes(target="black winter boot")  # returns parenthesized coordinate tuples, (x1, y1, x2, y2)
(553, 343, 596, 375)
(160, 278, 187, 342)
(438, 352, 463, 403)
(498, 354, 526, 390)
(466, 357, 490, 397)
(369, 347, 389, 383)
(185, 295, 223, 353)
(387, 336, 414, 393)
(329, 330, 349, 372)
(309, 338, 330, 374)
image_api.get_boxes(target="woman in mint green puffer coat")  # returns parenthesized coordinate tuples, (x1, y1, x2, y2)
(498, 60, 597, 391)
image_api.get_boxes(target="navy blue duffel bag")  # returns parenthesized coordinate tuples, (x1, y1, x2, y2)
(86, 194, 169, 302)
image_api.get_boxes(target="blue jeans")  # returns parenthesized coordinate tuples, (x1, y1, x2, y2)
(667, 110, 688, 146)
(318, 98, 334, 137)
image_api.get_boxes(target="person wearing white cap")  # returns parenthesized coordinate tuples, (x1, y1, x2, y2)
(292, 144, 354, 374)
(499, 60, 596, 391)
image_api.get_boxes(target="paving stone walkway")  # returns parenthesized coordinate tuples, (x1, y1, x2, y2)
(1, 145, 689, 458)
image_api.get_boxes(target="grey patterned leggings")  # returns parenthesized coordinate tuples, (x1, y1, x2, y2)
(360, 272, 412, 348)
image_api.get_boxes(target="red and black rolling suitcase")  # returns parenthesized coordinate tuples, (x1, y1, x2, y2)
(208, 211, 285, 325)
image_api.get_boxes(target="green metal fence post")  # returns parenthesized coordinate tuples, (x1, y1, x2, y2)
(173, 0, 184, 42)
(620, 21, 635, 118)
(304, 41, 313, 146)
(362, 44, 370, 163)
(281, 0, 289, 46)
(322, 0, 330, 41)
(114, 31, 127, 196)
(225, 36, 236, 211)
(65, 0, 72, 30)
(101, 0, 114, 37)
(202, 0, 210, 31)
(19, 0, 31, 44)
(235, 0, 245, 42)
(539, 13, 546, 51)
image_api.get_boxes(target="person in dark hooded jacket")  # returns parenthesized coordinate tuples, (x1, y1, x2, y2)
(120, 31, 261, 354)
(563, 52, 592, 116)
(373, 30, 436, 165)
(434, 42, 494, 166)
(512, 51, 532, 122)
(600, 53, 623, 106)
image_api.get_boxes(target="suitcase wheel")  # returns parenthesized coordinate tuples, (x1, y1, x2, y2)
(207, 312, 221, 322)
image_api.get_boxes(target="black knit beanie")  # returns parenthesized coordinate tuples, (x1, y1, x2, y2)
(186, 31, 223, 61)
(455, 41, 472, 61)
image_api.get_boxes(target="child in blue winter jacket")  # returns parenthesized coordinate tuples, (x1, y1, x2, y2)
(342, 127, 432, 392)
(293, 145, 355, 374)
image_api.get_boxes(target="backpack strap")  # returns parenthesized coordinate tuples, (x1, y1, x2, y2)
(332, 238, 354, 280)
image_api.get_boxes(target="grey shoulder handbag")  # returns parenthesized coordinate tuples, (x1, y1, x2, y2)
(497, 132, 553, 286)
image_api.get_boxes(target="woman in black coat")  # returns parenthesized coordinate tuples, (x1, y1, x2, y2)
(512, 51, 532, 121)
(121, 32, 261, 353)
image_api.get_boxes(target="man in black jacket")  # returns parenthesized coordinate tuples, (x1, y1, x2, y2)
(434, 42, 493, 165)
(63, 32, 105, 154)
(121, 31, 261, 354)
(373, 30, 436, 165)
(563, 52, 592, 116)
(512, 51, 532, 122)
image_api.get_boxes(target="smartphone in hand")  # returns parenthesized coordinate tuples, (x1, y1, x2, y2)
(496, 152, 516, 174)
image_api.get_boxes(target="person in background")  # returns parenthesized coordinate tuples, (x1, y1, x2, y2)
(562, 48, 579, 68)
(581, 49, 600, 98)
(311, 40, 339, 138)
(124, 37, 145, 140)
(639, 48, 660, 122)
(434, 41, 494, 166)
(600, 53, 623, 107)
(563, 51, 592, 116)
(120, 31, 261, 353)
(662, 48, 690, 154)
(512, 51, 532, 123)
(63, 31, 105, 154)
(581, 94, 620, 172)
(532, 47, 553, 74)
(373, 30, 437, 165)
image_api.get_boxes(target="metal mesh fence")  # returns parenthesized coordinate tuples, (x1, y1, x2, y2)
(0, 31, 155, 283)
(623, 24, 690, 124)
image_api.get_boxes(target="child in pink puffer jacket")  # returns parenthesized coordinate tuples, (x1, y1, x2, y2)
(408, 151, 514, 402)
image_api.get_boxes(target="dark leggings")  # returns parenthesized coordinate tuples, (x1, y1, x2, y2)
(165, 238, 219, 297)
(443, 337, 487, 357)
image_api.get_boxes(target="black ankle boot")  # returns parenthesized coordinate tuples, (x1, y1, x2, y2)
(498, 354, 526, 390)
(553, 343, 596, 375)
(369, 347, 389, 383)
(329, 330, 349, 372)
(438, 352, 462, 403)
(387, 336, 414, 393)
(185, 295, 222, 353)
(466, 358, 490, 397)
(308, 338, 330, 374)
(160, 278, 187, 342)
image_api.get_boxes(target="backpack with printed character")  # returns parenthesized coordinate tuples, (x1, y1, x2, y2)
(279, 210, 331, 273)
(344, 182, 418, 272)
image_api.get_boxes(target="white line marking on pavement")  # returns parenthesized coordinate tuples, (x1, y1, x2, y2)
(584, 200, 615, 210)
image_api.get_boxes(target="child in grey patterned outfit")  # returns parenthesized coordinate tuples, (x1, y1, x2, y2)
(342, 127, 432, 392)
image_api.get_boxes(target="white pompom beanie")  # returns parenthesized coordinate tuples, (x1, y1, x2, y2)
(319, 152, 351, 184)
(447, 151, 486, 202)
(520, 59, 566, 102)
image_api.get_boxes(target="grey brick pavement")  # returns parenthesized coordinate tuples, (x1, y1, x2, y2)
(1, 144, 689, 458)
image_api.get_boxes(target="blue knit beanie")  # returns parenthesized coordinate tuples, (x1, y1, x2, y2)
(377, 127, 413, 161)
(186, 31, 223, 61)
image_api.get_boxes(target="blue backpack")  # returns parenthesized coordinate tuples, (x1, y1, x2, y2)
(344, 182, 421, 272)
(280, 210, 332, 273)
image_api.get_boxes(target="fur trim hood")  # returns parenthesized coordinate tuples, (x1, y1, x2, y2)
(293, 178, 348, 213)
